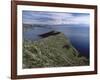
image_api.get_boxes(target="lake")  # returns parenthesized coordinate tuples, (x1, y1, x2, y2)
(23, 24, 89, 58)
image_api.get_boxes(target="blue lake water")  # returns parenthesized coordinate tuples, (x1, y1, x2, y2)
(23, 24, 89, 58)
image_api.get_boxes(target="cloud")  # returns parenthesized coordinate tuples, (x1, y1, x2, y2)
(22, 11, 90, 26)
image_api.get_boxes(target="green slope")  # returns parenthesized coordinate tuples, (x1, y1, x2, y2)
(23, 33, 89, 68)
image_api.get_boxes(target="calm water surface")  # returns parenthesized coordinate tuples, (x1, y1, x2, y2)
(23, 24, 89, 58)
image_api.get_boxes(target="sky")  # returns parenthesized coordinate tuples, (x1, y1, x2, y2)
(22, 10, 90, 26)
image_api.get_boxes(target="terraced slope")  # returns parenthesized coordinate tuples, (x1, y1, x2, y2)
(23, 33, 89, 68)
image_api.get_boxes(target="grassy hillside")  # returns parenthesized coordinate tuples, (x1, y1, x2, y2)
(23, 33, 89, 68)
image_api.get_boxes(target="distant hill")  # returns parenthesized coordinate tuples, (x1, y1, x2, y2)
(23, 32, 89, 68)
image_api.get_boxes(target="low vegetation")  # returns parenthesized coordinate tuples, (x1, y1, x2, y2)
(23, 33, 89, 68)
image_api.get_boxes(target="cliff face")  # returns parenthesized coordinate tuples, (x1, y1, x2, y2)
(23, 32, 89, 68)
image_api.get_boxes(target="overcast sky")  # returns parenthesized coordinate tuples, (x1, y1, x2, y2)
(22, 11, 90, 26)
